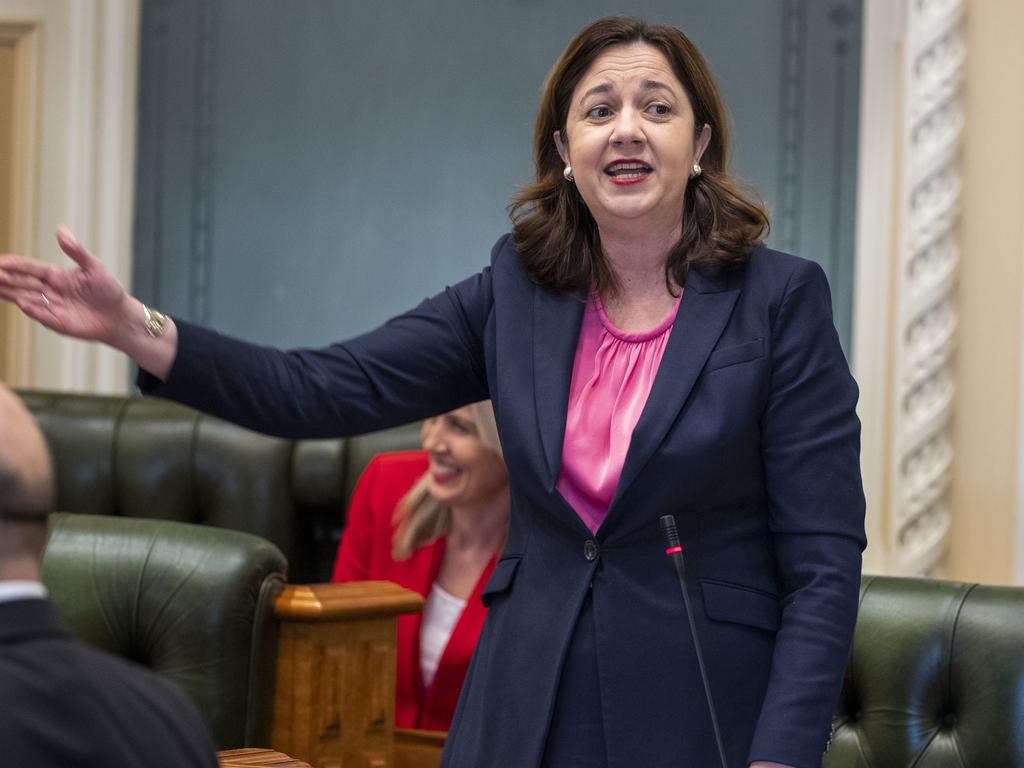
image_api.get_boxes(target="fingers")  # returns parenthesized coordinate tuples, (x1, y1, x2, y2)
(56, 225, 99, 270)
(0, 255, 54, 282)
(0, 288, 54, 327)
(0, 225, 98, 287)
(5, 287, 63, 333)
(0, 264, 50, 294)
(8, 284, 81, 338)
(15, 289, 50, 317)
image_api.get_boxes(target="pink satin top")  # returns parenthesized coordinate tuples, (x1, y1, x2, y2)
(556, 290, 681, 532)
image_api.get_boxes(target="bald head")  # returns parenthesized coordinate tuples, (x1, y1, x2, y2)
(0, 385, 53, 574)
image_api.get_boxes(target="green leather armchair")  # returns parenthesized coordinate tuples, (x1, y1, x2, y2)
(40, 512, 425, 763)
(21, 389, 421, 582)
(825, 574, 1024, 767)
(41, 512, 287, 749)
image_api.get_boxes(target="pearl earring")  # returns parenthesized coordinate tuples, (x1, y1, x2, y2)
(691, 163, 702, 178)
(563, 165, 574, 182)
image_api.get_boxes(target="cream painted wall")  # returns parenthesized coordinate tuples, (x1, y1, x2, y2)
(948, 0, 1024, 584)
(0, 0, 138, 393)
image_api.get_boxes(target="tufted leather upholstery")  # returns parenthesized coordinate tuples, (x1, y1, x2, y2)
(20, 389, 421, 582)
(825, 574, 1024, 768)
(40, 512, 287, 749)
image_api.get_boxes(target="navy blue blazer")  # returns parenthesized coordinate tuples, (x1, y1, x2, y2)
(142, 234, 865, 768)
(0, 598, 218, 767)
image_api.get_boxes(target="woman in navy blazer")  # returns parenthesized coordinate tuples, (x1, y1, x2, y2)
(0, 16, 864, 768)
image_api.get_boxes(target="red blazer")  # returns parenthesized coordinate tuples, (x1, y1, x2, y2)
(331, 450, 496, 731)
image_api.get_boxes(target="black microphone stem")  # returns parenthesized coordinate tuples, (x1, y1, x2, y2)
(659, 514, 728, 768)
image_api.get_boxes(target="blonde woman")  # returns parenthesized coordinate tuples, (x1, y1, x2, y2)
(331, 401, 508, 731)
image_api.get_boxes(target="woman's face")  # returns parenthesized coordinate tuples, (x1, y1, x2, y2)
(555, 43, 711, 236)
(422, 407, 508, 509)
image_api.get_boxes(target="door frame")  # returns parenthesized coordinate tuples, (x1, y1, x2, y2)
(0, 21, 39, 386)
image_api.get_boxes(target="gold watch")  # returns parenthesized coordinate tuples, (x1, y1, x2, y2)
(142, 304, 168, 338)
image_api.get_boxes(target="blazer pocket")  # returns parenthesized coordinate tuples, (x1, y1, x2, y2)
(703, 338, 765, 374)
(482, 556, 521, 607)
(700, 578, 781, 632)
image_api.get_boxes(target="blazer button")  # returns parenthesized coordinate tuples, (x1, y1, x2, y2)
(583, 540, 599, 561)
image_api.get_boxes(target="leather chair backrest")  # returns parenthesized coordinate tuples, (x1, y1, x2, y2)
(40, 512, 288, 749)
(825, 575, 1024, 767)
(20, 390, 421, 582)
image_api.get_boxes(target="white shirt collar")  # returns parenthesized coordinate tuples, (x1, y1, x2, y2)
(0, 580, 49, 604)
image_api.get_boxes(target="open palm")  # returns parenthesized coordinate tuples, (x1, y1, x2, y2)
(0, 227, 128, 344)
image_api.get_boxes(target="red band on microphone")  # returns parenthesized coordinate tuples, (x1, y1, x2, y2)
(665, 545, 683, 555)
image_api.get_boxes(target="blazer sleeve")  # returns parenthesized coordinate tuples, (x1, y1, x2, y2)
(747, 259, 866, 768)
(137, 249, 502, 438)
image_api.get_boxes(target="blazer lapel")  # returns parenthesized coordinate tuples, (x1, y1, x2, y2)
(607, 266, 740, 514)
(532, 284, 586, 490)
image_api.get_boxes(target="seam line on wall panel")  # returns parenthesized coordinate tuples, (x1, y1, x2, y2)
(189, 0, 217, 323)
(777, 0, 806, 255)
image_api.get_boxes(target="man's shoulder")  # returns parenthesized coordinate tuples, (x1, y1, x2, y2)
(0, 623, 196, 723)
(70, 641, 212, 733)
(0, 602, 218, 767)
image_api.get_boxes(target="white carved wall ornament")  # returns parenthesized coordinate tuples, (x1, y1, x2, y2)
(892, 0, 965, 574)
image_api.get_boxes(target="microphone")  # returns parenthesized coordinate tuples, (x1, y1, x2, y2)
(659, 514, 728, 768)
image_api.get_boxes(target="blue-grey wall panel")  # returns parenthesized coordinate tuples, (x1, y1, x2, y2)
(134, 0, 861, 352)
(134, 0, 208, 322)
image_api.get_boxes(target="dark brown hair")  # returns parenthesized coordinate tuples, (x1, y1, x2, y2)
(510, 16, 769, 294)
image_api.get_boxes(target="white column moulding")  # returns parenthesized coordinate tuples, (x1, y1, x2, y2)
(55, 0, 98, 391)
(891, 0, 965, 575)
(91, 0, 140, 393)
(58, 0, 139, 393)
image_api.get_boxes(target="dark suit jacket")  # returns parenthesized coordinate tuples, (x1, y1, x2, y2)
(331, 450, 497, 730)
(0, 597, 218, 767)
(142, 235, 865, 768)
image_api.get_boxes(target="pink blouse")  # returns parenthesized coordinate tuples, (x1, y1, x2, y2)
(556, 291, 681, 532)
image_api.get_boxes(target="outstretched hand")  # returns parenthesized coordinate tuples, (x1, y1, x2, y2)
(0, 226, 129, 344)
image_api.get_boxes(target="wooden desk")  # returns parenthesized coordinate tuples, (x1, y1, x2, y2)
(394, 728, 446, 768)
(222, 581, 433, 768)
(272, 582, 424, 768)
(218, 735, 447, 768)
(219, 748, 311, 767)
